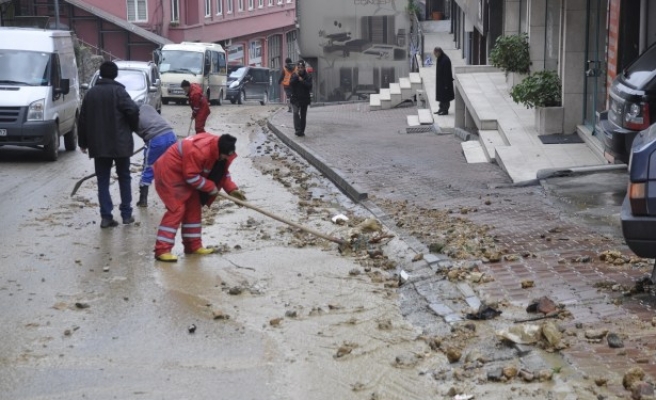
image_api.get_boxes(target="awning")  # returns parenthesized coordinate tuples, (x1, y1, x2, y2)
(64, 0, 172, 46)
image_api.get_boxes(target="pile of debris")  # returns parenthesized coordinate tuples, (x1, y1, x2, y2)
(377, 200, 501, 261)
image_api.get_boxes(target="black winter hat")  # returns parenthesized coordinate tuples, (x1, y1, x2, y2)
(180, 80, 191, 88)
(218, 134, 237, 155)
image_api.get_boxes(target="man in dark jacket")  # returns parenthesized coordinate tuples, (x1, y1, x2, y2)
(289, 60, 313, 137)
(278, 58, 296, 112)
(433, 47, 455, 115)
(78, 61, 140, 228)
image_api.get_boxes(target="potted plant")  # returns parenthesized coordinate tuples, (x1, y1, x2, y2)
(510, 70, 564, 135)
(489, 34, 530, 88)
(406, 0, 421, 18)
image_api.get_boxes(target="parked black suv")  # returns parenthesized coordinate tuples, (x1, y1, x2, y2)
(600, 44, 656, 163)
(621, 123, 656, 263)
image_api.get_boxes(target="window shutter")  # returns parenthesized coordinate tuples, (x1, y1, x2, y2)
(127, 0, 136, 21)
(137, 0, 147, 20)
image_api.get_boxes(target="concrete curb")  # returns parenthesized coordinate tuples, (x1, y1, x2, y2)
(536, 163, 627, 180)
(266, 113, 368, 202)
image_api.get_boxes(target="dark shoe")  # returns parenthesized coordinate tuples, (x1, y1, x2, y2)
(136, 185, 148, 208)
(437, 110, 448, 115)
(295, 133, 305, 137)
(100, 218, 119, 229)
(287, 108, 292, 113)
(123, 216, 135, 225)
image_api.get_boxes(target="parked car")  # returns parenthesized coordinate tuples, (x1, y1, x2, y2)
(600, 43, 656, 163)
(621, 123, 656, 262)
(225, 66, 271, 105)
(82, 61, 162, 113)
(0, 28, 80, 161)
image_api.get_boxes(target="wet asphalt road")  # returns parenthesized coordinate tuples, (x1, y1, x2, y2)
(0, 104, 277, 399)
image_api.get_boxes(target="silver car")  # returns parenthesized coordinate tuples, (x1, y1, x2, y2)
(82, 61, 162, 113)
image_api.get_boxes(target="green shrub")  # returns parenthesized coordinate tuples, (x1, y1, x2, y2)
(510, 70, 562, 108)
(489, 34, 531, 75)
(406, 0, 420, 17)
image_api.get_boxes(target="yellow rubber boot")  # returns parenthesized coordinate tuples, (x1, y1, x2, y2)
(156, 253, 178, 262)
(189, 247, 214, 255)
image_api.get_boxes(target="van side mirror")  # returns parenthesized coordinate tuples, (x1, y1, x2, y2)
(154, 78, 161, 86)
(57, 79, 70, 95)
(148, 85, 158, 93)
(81, 83, 89, 90)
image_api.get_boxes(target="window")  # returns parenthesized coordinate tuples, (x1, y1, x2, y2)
(277, 0, 282, 4)
(205, 0, 211, 17)
(238, 0, 244, 11)
(216, 0, 222, 14)
(268, 0, 273, 5)
(248, 0, 254, 10)
(258, 0, 263, 8)
(171, 0, 179, 21)
(286, 0, 291, 3)
(127, 0, 147, 22)
(227, 0, 233, 13)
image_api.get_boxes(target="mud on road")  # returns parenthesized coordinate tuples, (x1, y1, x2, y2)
(0, 102, 613, 400)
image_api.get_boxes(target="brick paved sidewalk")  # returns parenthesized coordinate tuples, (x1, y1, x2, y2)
(270, 104, 656, 396)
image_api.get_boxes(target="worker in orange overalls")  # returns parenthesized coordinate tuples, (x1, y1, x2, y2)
(181, 80, 211, 133)
(152, 132, 246, 262)
(278, 58, 296, 112)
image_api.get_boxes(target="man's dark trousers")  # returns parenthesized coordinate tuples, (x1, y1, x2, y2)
(94, 157, 132, 221)
(292, 103, 308, 136)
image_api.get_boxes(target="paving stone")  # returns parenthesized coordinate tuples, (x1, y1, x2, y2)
(457, 283, 476, 298)
(429, 303, 454, 317)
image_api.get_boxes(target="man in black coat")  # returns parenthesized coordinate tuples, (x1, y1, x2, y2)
(78, 61, 140, 228)
(433, 47, 455, 115)
(289, 60, 313, 137)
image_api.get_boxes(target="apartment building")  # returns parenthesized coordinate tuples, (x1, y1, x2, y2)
(0, 0, 298, 70)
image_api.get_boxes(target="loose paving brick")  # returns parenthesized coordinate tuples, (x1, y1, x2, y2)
(270, 104, 656, 388)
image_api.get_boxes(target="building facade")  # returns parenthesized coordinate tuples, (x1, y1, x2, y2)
(503, 0, 656, 135)
(452, 0, 656, 136)
(295, 0, 412, 102)
(0, 0, 297, 70)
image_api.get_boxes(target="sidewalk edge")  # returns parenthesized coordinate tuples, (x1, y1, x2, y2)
(267, 116, 368, 203)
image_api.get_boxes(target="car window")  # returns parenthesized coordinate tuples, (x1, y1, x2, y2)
(623, 44, 656, 90)
(230, 67, 247, 79)
(114, 70, 146, 91)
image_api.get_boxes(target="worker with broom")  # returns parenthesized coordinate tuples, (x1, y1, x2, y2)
(134, 104, 178, 208)
(152, 132, 246, 262)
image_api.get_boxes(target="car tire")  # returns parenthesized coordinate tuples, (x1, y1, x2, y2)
(230, 99, 237, 104)
(63, 117, 77, 151)
(217, 91, 222, 106)
(238, 90, 245, 105)
(260, 92, 268, 106)
(44, 124, 60, 161)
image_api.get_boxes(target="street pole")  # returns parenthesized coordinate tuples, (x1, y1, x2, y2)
(54, 0, 60, 30)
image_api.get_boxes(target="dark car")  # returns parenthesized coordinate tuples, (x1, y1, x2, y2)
(225, 66, 271, 105)
(621, 123, 656, 265)
(600, 44, 656, 164)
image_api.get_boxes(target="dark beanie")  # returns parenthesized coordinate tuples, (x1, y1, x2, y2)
(180, 80, 190, 88)
(218, 134, 237, 155)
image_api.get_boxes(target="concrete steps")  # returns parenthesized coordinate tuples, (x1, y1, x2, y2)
(368, 74, 424, 111)
(407, 115, 421, 127)
(461, 141, 488, 163)
(478, 130, 507, 162)
(418, 109, 433, 125)
(369, 94, 381, 111)
(399, 78, 413, 98)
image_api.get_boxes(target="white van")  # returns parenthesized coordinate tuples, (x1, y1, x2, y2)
(156, 42, 227, 106)
(0, 28, 80, 161)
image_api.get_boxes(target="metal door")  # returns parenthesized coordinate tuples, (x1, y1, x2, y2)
(583, 0, 608, 130)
